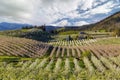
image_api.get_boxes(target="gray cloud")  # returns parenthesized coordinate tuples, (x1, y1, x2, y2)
(0, 0, 120, 26)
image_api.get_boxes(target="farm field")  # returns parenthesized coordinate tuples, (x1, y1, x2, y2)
(48, 39, 97, 46)
(0, 1, 120, 80)
(1, 56, 120, 80)
(0, 35, 120, 79)
(0, 36, 50, 57)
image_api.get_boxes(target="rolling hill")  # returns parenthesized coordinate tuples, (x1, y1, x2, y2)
(0, 35, 50, 58)
(89, 11, 120, 31)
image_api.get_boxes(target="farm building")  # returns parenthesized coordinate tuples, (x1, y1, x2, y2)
(78, 32, 88, 40)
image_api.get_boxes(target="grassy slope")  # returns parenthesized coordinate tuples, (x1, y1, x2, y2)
(89, 11, 120, 31)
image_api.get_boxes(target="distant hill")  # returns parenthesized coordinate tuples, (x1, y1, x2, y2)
(0, 22, 31, 31)
(45, 26, 58, 32)
(88, 11, 120, 31)
(1, 11, 120, 32)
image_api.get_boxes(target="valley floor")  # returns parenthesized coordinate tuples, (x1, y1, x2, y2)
(0, 36, 120, 80)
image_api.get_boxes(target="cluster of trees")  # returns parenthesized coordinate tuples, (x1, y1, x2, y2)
(22, 25, 46, 31)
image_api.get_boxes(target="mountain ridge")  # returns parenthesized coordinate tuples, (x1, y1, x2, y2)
(0, 22, 31, 31)
(89, 11, 120, 31)
(0, 11, 120, 31)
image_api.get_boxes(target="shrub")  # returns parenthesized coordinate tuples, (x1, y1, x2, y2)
(99, 29, 106, 32)
(114, 28, 120, 37)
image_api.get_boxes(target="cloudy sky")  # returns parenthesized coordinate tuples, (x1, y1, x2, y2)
(0, 0, 120, 26)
